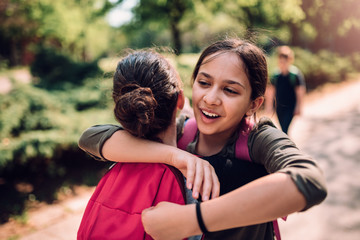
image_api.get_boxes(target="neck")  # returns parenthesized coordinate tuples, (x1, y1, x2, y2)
(155, 110, 178, 147)
(196, 130, 234, 156)
(280, 69, 289, 75)
(157, 123, 177, 147)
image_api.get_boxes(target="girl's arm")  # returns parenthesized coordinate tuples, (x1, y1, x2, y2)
(78, 125, 220, 201)
(248, 118, 327, 210)
(142, 172, 305, 240)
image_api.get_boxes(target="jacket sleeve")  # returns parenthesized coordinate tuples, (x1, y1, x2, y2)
(248, 117, 327, 211)
(78, 124, 122, 161)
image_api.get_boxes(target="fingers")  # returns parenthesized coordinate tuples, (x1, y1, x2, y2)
(142, 202, 190, 240)
(211, 170, 220, 199)
(192, 160, 203, 199)
(201, 162, 220, 200)
(185, 158, 195, 190)
(184, 156, 220, 201)
(200, 162, 212, 201)
(190, 159, 220, 201)
(142, 203, 166, 239)
(141, 207, 154, 238)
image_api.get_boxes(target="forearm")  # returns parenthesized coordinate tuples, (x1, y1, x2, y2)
(79, 124, 183, 165)
(81, 125, 220, 200)
(142, 172, 306, 239)
(201, 173, 305, 232)
(102, 130, 174, 164)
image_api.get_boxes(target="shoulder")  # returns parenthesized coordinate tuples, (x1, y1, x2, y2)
(289, 65, 305, 85)
(250, 117, 280, 137)
(272, 68, 281, 76)
(289, 65, 300, 74)
(78, 124, 123, 161)
(89, 124, 123, 133)
(248, 117, 293, 151)
(79, 124, 123, 144)
(254, 117, 277, 129)
(270, 69, 281, 80)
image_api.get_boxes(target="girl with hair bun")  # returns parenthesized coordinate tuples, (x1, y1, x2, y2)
(77, 50, 219, 240)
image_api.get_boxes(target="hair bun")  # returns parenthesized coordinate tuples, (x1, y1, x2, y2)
(119, 84, 141, 95)
(114, 84, 158, 137)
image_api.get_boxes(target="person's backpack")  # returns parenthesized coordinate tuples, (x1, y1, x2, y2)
(177, 118, 284, 240)
(77, 162, 187, 240)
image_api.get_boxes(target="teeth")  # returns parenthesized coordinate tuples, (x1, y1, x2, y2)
(202, 110, 219, 118)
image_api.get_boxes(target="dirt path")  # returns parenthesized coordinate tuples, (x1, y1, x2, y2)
(277, 79, 360, 240)
(1, 78, 360, 240)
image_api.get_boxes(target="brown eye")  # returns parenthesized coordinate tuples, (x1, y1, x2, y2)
(197, 80, 210, 87)
(224, 88, 238, 94)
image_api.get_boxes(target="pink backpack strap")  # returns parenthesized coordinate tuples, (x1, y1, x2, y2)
(235, 118, 254, 161)
(177, 118, 198, 150)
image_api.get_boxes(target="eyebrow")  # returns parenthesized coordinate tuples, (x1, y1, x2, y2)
(198, 72, 246, 89)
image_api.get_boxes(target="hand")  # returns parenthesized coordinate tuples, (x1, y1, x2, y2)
(142, 202, 199, 240)
(170, 149, 220, 201)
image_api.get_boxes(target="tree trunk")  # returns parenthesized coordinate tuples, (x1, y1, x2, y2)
(170, 21, 182, 55)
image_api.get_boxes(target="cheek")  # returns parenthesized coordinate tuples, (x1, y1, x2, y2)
(226, 98, 250, 117)
(191, 86, 202, 104)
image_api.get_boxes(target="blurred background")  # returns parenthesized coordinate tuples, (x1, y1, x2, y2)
(0, 0, 360, 239)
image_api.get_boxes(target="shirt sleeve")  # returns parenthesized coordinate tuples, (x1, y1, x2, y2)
(78, 115, 188, 162)
(291, 65, 306, 87)
(248, 117, 327, 211)
(296, 70, 306, 87)
(78, 124, 123, 161)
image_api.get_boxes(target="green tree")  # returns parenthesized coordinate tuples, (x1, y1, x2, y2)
(298, 0, 360, 53)
(0, 0, 120, 66)
(132, 0, 194, 54)
(202, 0, 305, 42)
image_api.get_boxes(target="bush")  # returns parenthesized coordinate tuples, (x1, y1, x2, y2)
(56, 78, 113, 111)
(0, 82, 114, 222)
(0, 81, 115, 168)
(30, 47, 103, 90)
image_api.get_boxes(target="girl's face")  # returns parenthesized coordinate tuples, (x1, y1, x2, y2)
(192, 52, 257, 139)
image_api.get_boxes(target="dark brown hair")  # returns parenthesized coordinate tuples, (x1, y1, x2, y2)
(192, 38, 268, 101)
(112, 50, 181, 140)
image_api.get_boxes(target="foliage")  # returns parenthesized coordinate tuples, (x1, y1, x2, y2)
(132, 0, 194, 54)
(0, 80, 115, 222)
(0, 0, 116, 66)
(297, 0, 360, 53)
(30, 47, 103, 90)
(56, 77, 113, 111)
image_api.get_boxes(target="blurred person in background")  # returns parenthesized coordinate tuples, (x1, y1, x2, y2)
(265, 46, 306, 134)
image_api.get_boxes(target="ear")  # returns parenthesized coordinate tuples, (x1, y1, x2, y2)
(246, 96, 264, 117)
(177, 90, 185, 110)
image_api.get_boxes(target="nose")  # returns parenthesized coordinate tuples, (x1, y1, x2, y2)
(203, 88, 221, 105)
